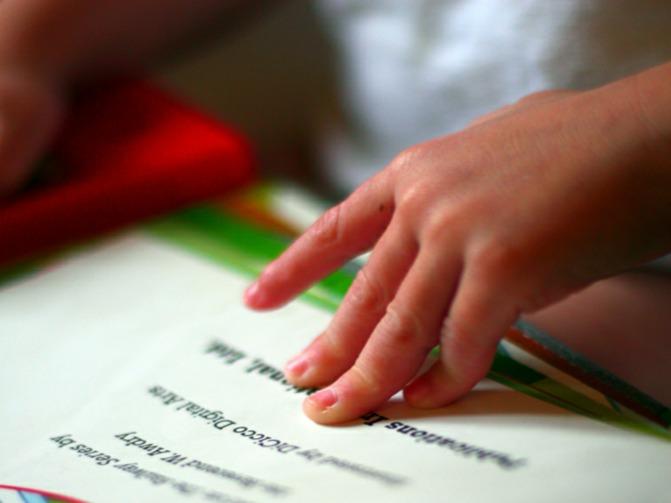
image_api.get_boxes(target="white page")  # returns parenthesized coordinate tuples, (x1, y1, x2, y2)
(1, 233, 669, 503)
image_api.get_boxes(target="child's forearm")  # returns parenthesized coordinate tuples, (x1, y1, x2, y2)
(0, 0, 254, 86)
(598, 62, 671, 219)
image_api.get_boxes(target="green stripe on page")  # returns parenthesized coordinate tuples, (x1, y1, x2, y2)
(492, 346, 671, 439)
(146, 206, 350, 312)
(0, 260, 40, 286)
(515, 319, 671, 429)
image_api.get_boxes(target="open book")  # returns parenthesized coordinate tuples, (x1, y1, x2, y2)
(1, 82, 669, 502)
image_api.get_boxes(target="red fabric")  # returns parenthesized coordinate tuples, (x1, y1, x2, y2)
(0, 80, 255, 266)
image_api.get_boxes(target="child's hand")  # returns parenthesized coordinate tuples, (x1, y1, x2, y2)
(0, 69, 64, 195)
(245, 72, 671, 424)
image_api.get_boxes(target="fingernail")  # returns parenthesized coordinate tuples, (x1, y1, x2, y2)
(285, 356, 309, 378)
(308, 388, 338, 410)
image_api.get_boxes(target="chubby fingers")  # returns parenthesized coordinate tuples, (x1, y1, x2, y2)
(245, 174, 394, 310)
(302, 247, 462, 424)
(284, 222, 417, 388)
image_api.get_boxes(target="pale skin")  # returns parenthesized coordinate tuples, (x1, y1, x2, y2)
(245, 64, 671, 423)
(1, 1, 670, 424)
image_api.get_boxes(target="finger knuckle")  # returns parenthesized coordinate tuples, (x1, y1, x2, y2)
(395, 184, 431, 222)
(309, 204, 343, 249)
(389, 146, 422, 175)
(421, 206, 462, 246)
(380, 301, 425, 349)
(351, 176, 379, 200)
(346, 267, 388, 312)
(470, 240, 524, 283)
(348, 363, 383, 395)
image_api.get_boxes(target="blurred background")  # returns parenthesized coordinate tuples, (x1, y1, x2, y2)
(156, 2, 337, 194)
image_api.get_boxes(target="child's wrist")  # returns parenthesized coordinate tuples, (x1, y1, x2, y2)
(634, 64, 671, 149)
(582, 63, 671, 176)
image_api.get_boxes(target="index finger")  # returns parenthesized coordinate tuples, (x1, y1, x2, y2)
(245, 175, 394, 309)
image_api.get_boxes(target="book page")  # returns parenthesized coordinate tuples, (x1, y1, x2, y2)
(1, 233, 669, 502)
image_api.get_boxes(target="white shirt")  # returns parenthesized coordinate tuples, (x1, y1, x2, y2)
(316, 0, 671, 192)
